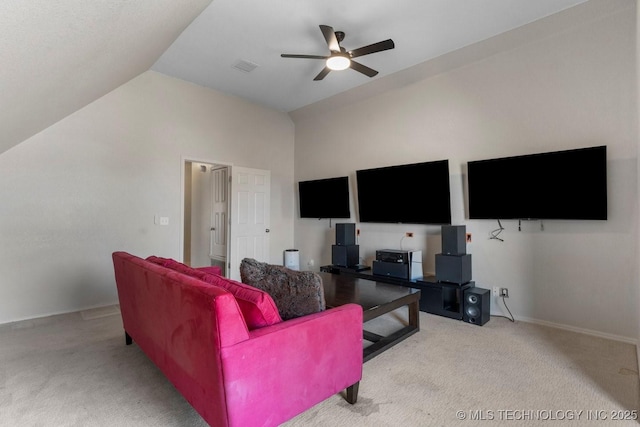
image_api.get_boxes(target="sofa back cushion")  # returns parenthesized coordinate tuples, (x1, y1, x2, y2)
(146, 256, 281, 330)
(196, 273, 282, 329)
(146, 256, 198, 276)
(240, 258, 326, 321)
(196, 266, 223, 276)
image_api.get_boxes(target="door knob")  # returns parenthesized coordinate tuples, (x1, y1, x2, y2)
(265, 229, 270, 233)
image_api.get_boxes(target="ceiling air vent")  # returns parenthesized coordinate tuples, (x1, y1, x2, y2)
(232, 59, 259, 73)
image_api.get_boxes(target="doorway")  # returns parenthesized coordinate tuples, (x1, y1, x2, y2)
(182, 160, 271, 280)
(183, 161, 228, 275)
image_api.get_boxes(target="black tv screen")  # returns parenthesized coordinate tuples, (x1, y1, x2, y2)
(356, 160, 452, 224)
(298, 176, 351, 219)
(467, 145, 607, 220)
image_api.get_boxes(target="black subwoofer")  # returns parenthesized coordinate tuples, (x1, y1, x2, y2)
(332, 244, 359, 267)
(435, 254, 472, 284)
(463, 287, 490, 326)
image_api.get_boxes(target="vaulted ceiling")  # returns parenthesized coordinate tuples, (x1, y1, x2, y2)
(0, 0, 213, 155)
(1, 0, 588, 155)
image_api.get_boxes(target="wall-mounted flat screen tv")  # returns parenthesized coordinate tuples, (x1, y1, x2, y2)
(298, 176, 351, 219)
(356, 160, 451, 224)
(467, 145, 607, 220)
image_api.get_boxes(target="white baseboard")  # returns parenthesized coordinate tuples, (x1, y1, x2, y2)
(80, 304, 121, 320)
(0, 301, 120, 328)
(514, 315, 638, 346)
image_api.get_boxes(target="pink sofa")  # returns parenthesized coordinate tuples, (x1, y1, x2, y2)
(112, 252, 363, 427)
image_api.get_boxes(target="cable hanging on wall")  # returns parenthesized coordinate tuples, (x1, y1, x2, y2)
(490, 219, 504, 242)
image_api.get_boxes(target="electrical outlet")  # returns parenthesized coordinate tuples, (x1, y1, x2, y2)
(493, 286, 500, 297)
(500, 288, 509, 298)
(405, 232, 414, 237)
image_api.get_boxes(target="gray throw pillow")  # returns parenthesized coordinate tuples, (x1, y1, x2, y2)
(240, 258, 326, 320)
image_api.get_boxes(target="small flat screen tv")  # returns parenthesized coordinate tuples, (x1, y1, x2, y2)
(298, 176, 351, 219)
(467, 145, 607, 220)
(356, 160, 451, 224)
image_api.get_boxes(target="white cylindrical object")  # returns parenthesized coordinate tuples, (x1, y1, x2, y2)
(284, 249, 300, 271)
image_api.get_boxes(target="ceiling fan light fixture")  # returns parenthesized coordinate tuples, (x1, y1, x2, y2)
(326, 54, 351, 71)
(281, 25, 394, 80)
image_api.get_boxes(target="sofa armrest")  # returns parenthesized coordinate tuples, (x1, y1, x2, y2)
(217, 304, 363, 427)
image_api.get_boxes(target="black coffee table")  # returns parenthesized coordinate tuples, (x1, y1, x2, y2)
(319, 272, 421, 362)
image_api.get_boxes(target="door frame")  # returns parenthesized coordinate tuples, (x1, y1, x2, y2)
(180, 155, 233, 268)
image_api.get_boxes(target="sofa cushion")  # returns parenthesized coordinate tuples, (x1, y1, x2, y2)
(196, 273, 282, 329)
(146, 256, 281, 329)
(145, 256, 196, 275)
(196, 266, 223, 276)
(240, 258, 326, 320)
(146, 257, 222, 277)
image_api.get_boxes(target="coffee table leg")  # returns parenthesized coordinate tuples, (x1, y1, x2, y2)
(362, 293, 421, 362)
(408, 299, 419, 329)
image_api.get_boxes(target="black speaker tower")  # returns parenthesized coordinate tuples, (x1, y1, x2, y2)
(435, 225, 472, 285)
(333, 223, 359, 267)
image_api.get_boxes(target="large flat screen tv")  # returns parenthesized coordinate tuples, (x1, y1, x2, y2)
(356, 160, 451, 224)
(467, 145, 607, 220)
(298, 176, 351, 219)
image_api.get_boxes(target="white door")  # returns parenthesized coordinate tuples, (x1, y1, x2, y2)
(210, 167, 228, 261)
(228, 167, 271, 281)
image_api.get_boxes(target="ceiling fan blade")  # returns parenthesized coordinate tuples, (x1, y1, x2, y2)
(319, 25, 340, 52)
(350, 60, 378, 78)
(349, 39, 395, 58)
(281, 54, 328, 60)
(313, 67, 332, 81)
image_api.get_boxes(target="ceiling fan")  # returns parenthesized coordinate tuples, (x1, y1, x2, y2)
(281, 25, 395, 81)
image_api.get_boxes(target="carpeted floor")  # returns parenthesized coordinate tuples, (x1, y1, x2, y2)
(0, 306, 638, 426)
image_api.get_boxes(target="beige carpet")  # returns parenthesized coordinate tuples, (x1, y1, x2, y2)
(0, 306, 638, 426)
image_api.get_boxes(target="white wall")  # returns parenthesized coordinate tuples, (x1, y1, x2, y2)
(293, 0, 638, 341)
(0, 71, 295, 324)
